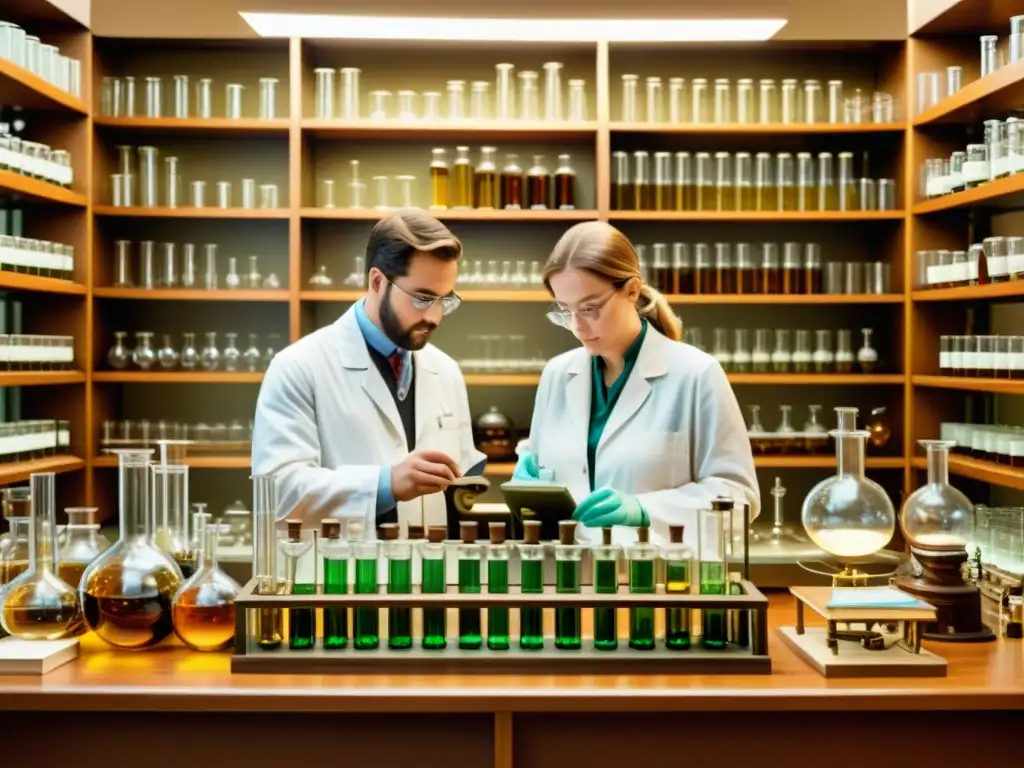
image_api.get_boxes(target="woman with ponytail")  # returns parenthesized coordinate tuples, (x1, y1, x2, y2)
(513, 221, 758, 546)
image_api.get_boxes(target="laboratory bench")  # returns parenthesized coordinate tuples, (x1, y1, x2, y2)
(0, 592, 1020, 767)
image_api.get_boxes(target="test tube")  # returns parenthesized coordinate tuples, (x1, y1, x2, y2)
(114, 240, 133, 287)
(340, 67, 361, 119)
(621, 74, 639, 121)
(698, 503, 728, 650)
(668, 77, 686, 123)
(225, 84, 244, 119)
(981, 35, 999, 77)
(195, 78, 212, 119)
(139, 240, 156, 288)
(633, 150, 651, 210)
(315, 68, 335, 118)
(654, 151, 672, 211)
(159, 242, 178, 287)
(803, 79, 823, 123)
(646, 76, 663, 123)
(172, 75, 189, 118)
(259, 78, 278, 119)
(713, 78, 730, 124)
(496, 63, 515, 120)
(827, 80, 843, 124)
(544, 62, 563, 121)
(777, 152, 795, 211)
(181, 243, 196, 288)
(568, 79, 587, 120)
(217, 181, 232, 209)
(138, 146, 159, 208)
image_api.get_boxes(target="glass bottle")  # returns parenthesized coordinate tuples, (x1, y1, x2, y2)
(804, 243, 823, 294)
(544, 62, 563, 121)
(736, 242, 756, 293)
(812, 330, 834, 373)
(755, 152, 775, 211)
(732, 329, 751, 373)
(501, 153, 523, 209)
(592, 527, 619, 651)
(518, 71, 539, 120)
(243, 334, 261, 372)
(107, 331, 131, 369)
(694, 243, 713, 294)
(836, 329, 854, 374)
(674, 151, 694, 210)
(555, 520, 581, 650)
(628, 526, 657, 651)
(318, 519, 349, 650)
(801, 407, 896, 560)
(132, 331, 156, 370)
(612, 151, 629, 210)
(621, 73, 639, 121)
(673, 242, 692, 294)
(804, 405, 828, 452)
(699, 499, 730, 649)
(380, 522, 412, 650)
(0, 473, 81, 640)
(429, 148, 449, 210)
(152, 463, 193, 578)
(225, 257, 241, 289)
(772, 329, 791, 373)
(157, 334, 179, 370)
(352, 525, 380, 650)
(817, 152, 836, 210)
(735, 152, 754, 211)
(486, 522, 510, 651)
(420, 526, 447, 649)
(664, 524, 692, 650)
(714, 243, 734, 294)
(200, 331, 220, 371)
(172, 510, 240, 652)
(796, 152, 815, 211)
(518, 520, 544, 650)
(446, 79, 466, 120)
(782, 243, 803, 294)
(759, 243, 780, 293)
(793, 329, 812, 374)
(712, 328, 732, 372)
(714, 152, 734, 211)
(527, 154, 551, 210)
(777, 152, 796, 211)
(82, 450, 183, 649)
(57, 508, 110, 589)
(554, 153, 576, 210)
(457, 521, 482, 650)
(867, 406, 892, 450)
(223, 332, 241, 372)
(251, 474, 282, 650)
(752, 328, 771, 373)
(180, 332, 199, 370)
(901, 440, 973, 552)
(280, 519, 314, 650)
(451, 146, 473, 208)
(858, 328, 878, 372)
(1, 489, 31, 589)
(838, 151, 857, 210)
(475, 146, 498, 210)
(695, 152, 714, 211)
(244, 255, 262, 290)
(652, 151, 671, 210)
(633, 150, 651, 210)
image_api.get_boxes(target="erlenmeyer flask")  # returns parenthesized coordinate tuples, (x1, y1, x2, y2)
(0, 473, 81, 640)
(200, 332, 221, 371)
(132, 331, 156, 370)
(57, 507, 111, 589)
(172, 510, 241, 651)
(107, 331, 131, 370)
(180, 332, 200, 370)
(157, 333, 179, 370)
(152, 463, 194, 578)
(81, 450, 183, 649)
(223, 332, 241, 372)
(243, 334, 261, 372)
(858, 327, 878, 372)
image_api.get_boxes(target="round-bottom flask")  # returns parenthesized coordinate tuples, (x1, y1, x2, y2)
(172, 511, 240, 651)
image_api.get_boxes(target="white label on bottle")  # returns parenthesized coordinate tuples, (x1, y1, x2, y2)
(1012, 352, 1024, 371)
(926, 264, 943, 285)
(962, 160, 988, 183)
(939, 351, 952, 369)
(925, 177, 946, 197)
(988, 254, 1009, 277)
(994, 351, 1010, 372)
(950, 262, 969, 283)
(1007, 253, 1024, 275)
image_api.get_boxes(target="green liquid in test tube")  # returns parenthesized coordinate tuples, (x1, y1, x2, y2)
(281, 519, 315, 650)
(381, 523, 412, 650)
(518, 520, 545, 650)
(420, 526, 448, 649)
(319, 519, 349, 650)
(352, 534, 381, 650)
(663, 524, 693, 651)
(486, 522, 510, 651)
(699, 499, 731, 650)
(592, 527, 620, 651)
(555, 520, 581, 650)
(627, 526, 657, 651)
(458, 521, 482, 650)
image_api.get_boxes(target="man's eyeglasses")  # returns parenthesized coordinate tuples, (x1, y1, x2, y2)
(389, 279, 462, 316)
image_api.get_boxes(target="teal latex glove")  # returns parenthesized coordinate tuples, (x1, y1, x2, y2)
(512, 451, 541, 481)
(572, 487, 649, 528)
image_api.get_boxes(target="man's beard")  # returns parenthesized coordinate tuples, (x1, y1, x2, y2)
(380, 284, 437, 351)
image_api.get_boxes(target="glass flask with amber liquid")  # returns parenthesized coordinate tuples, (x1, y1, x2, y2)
(58, 507, 111, 589)
(838, 151, 857, 211)
(611, 151, 629, 210)
(781, 242, 804, 294)
(653, 151, 672, 211)
(153, 463, 195, 578)
(673, 151, 694, 210)
(0, 473, 81, 640)
(452, 146, 474, 208)
(693, 243, 713, 294)
(755, 152, 776, 211)
(429, 148, 449, 209)
(804, 243, 823, 294)
(776, 152, 796, 211)
(714, 242, 735, 293)
(736, 243, 756, 293)
(632, 150, 650, 210)
(796, 152, 816, 212)
(758, 243, 781, 294)
(1, 487, 30, 591)
(526, 154, 551, 210)
(673, 242, 693, 294)
(734, 152, 754, 211)
(714, 152, 734, 211)
(501, 153, 524, 209)
(81, 450, 184, 650)
(173, 510, 241, 652)
(817, 152, 837, 211)
(554, 153, 576, 210)
(695, 152, 714, 211)
(651, 242, 671, 293)
(475, 146, 498, 210)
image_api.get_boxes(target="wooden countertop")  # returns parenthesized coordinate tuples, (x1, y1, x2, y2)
(0, 594, 1021, 713)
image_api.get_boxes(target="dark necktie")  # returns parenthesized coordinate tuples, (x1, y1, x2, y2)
(388, 351, 404, 382)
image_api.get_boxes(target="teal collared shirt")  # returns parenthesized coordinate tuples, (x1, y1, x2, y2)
(586, 319, 648, 491)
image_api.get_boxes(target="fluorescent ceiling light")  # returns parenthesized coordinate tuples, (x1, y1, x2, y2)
(240, 13, 787, 42)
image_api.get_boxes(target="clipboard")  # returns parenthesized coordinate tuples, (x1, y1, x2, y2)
(500, 482, 577, 541)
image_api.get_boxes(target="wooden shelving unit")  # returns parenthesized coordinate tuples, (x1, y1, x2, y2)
(0, 57, 88, 113)
(94, 116, 291, 134)
(484, 456, 906, 476)
(0, 371, 85, 387)
(94, 206, 290, 219)
(301, 208, 599, 221)
(912, 456, 1024, 491)
(0, 455, 85, 485)
(298, 290, 903, 305)
(610, 122, 907, 135)
(608, 211, 904, 222)
(93, 372, 265, 384)
(93, 288, 291, 302)
(912, 282, 1024, 302)
(0, 272, 86, 295)
(302, 118, 598, 140)
(91, 454, 251, 469)
(911, 376, 1024, 395)
(0, 169, 88, 206)
(912, 173, 1024, 215)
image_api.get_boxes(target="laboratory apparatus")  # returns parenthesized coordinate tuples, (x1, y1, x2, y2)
(172, 510, 240, 652)
(281, 519, 315, 649)
(458, 520, 483, 650)
(320, 519, 349, 650)
(555, 519, 582, 650)
(663, 525, 692, 650)
(57, 507, 110, 589)
(153, 463, 193, 578)
(353, 523, 381, 650)
(700, 499, 730, 649)
(382, 522, 413, 650)
(487, 522, 510, 651)
(628, 526, 657, 650)
(421, 526, 447, 649)
(252, 473, 282, 650)
(518, 520, 544, 650)
(592, 527, 620, 651)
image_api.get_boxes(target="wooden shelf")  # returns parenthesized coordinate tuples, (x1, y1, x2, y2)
(94, 206, 289, 219)
(912, 173, 1024, 214)
(913, 0, 1014, 35)
(0, 169, 87, 207)
(667, 293, 904, 305)
(94, 288, 290, 302)
(0, 272, 86, 295)
(0, 455, 84, 484)
(911, 375, 1024, 395)
(300, 289, 552, 302)
(484, 456, 904, 475)
(912, 282, 1024, 302)
(94, 116, 291, 134)
(912, 455, 1024, 491)
(92, 454, 251, 469)
(302, 208, 599, 222)
(93, 372, 264, 384)
(608, 211, 904, 222)
(914, 58, 1024, 126)
(0, 58, 88, 114)
(610, 122, 906, 134)
(302, 119, 598, 141)
(464, 373, 903, 387)
(464, 374, 541, 386)
(0, 371, 84, 386)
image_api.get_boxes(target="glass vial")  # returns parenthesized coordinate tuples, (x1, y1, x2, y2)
(699, 500, 730, 650)
(452, 146, 473, 208)
(555, 520, 581, 650)
(320, 519, 349, 650)
(518, 520, 544, 650)
(430, 148, 449, 209)
(628, 526, 657, 651)
(352, 528, 380, 650)
(592, 527, 619, 651)
(476, 146, 498, 210)
(554, 153, 576, 210)
(486, 522, 510, 651)
(664, 524, 692, 650)
(527, 154, 551, 210)
(381, 523, 412, 650)
(457, 521, 482, 650)
(501, 153, 523, 210)
(544, 62, 563, 121)
(420, 526, 447, 649)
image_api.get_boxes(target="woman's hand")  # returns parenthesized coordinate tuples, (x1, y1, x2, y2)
(512, 451, 541, 481)
(572, 487, 648, 527)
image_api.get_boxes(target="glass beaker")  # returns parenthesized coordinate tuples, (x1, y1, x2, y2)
(621, 74, 638, 121)
(373, 176, 390, 210)
(813, 329, 834, 373)
(518, 71, 539, 120)
(369, 89, 391, 120)
(82, 450, 183, 648)
(836, 329, 854, 373)
(57, 507, 110, 589)
(251, 473, 282, 650)
(470, 81, 490, 120)
(772, 329, 791, 373)
(172, 510, 240, 651)
(544, 62, 563, 121)
(646, 76, 663, 123)
(568, 78, 587, 120)
(397, 89, 417, 120)
(200, 332, 221, 371)
(496, 63, 515, 120)
(446, 80, 466, 120)
(0, 473, 81, 639)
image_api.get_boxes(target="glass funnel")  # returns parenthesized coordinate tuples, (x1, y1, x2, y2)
(0, 473, 82, 640)
(800, 407, 896, 559)
(900, 440, 973, 552)
(152, 463, 193, 578)
(172, 510, 241, 651)
(81, 450, 184, 649)
(57, 507, 111, 589)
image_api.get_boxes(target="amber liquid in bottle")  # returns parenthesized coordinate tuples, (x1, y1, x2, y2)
(654, 185, 671, 211)
(83, 592, 175, 649)
(528, 174, 550, 210)
(756, 186, 777, 211)
(58, 562, 88, 588)
(503, 173, 523, 209)
(805, 268, 822, 294)
(430, 166, 450, 209)
(782, 267, 804, 294)
(2, 560, 29, 584)
(716, 186, 735, 212)
(821, 186, 839, 211)
(476, 170, 497, 210)
(677, 266, 694, 294)
(172, 603, 236, 651)
(760, 267, 781, 294)
(555, 172, 575, 210)
(697, 186, 715, 211)
(632, 182, 652, 211)
(674, 183, 695, 211)
(655, 266, 673, 294)
(612, 182, 626, 210)
(453, 163, 473, 208)
(716, 266, 736, 294)
(797, 185, 816, 212)
(779, 186, 797, 211)
(737, 268, 756, 294)
(697, 268, 715, 294)
(738, 186, 756, 211)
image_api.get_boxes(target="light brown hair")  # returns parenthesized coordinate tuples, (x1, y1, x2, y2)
(542, 221, 683, 341)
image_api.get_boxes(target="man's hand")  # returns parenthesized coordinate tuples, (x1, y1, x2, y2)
(391, 449, 462, 502)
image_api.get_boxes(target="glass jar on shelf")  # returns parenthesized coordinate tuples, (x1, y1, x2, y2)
(200, 332, 220, 371)
(526, 155, 551, 210)
(747, 404, 768, 454)
(244, 255, 262, 290)
(544, 62, 563, 122)
(858, 328, 878, 373)
(712, 328, 732, 372)
(107, 331, 131, 370)
(771, 329, 791, 373)
(518, 71, 539, 120)
(752, 328, 771, 373)
(225, 257, 241, 290)
(501, 153, 523, 210)
(476, 146, 498, 210)
(132, 331, 156, 370)
(308, 265, 333, 289)
(775, 404, 798, 454)
(793, 329, 812, 373)
(223, 333, 241, 372)
(835, 329, 854, 373)
(621, 73, 638, 121)
(813, 329, 834, 373)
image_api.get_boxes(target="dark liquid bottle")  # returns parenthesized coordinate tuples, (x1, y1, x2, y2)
(554, 153, 576, 210)
(501, 153, 524, 209)
(673, 243, 693, 294)
(782, 244, 804, 294)
(694, 244, 713, 294)
(526, 154, 550, 210)
(475, 146, 498, 210)
(612, 150, 629, 211)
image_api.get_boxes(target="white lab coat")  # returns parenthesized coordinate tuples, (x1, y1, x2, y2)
(524, 324, 759, 548)
(251, 306, 485, 537)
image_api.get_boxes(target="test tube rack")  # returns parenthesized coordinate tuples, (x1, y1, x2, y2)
(230, 578, 772, 675)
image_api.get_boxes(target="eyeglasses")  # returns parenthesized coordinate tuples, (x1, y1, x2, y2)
(546, 285, 622, 329)
(388, 279, 462, 316)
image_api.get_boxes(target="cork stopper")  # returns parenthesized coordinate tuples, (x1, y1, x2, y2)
(460, 520, 478, 544)
(523, 520, 541, 544)
(286, 519, 302, 541)
(407, 524, 425, 540)
(320, 519, 341, 540)
(427, 525, 447, 544)
(558, 519, 577, 545)
(637, 526, 649, 544)
(488, 521, 506, 544)
(379, 523, 399, 541)
(711, 496, 734, 512)
(669, 525, 684, 544)
(601, 527, 612, 546)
